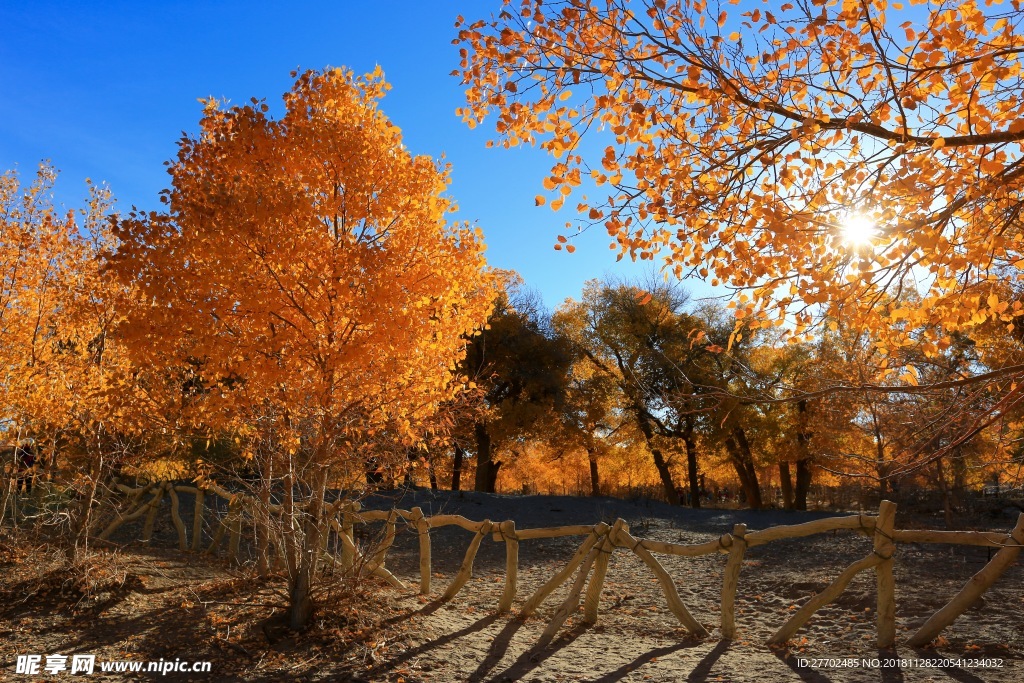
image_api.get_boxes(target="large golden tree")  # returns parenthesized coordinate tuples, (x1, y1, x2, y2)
(114, 68, 494, 627)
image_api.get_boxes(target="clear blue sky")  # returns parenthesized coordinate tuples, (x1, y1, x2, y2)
(0, 1, 716, 311)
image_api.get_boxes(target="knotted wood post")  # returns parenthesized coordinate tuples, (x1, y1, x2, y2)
(330, 517, 354, 574)
(874, 500, 897, 648)
(141, 482, 166, 542)
(98, 483, 157, 541)
(538, 529, 606, 648)
(908, 513, 1024, 647)
(520, 525, 606, 618)
(583, 518, 623, 624)
(207, 495, 236, 555)
(372, 510, 399, 569)
(191, 488, 206, 551)
(497, 520, 518, 612)
(614, 522, 709, 637)
(412, 507, 431, 595)
(721, 523, 747, 639)
(769, 553, 883, 645)
(442, 520, 492, 601)
(340, 502, 359, 570)
(332, 520, 406, 588)
(168, 485, 188, 551)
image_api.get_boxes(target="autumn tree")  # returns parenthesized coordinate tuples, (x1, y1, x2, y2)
(460, 274, 570, 492)
(557, 341, 624, 496)
(0, 165, 140, 553)
(721, 336, 844, 511)
(555, 279, 724, 504)
(809, 312, 1020, 514)
(457, 0, 1024, 401)
(112, 68, 493, 628)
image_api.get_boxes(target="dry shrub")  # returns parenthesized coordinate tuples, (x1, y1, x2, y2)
(0, 529, 138, 617)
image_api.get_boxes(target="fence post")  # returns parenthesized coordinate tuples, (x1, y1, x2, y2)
(538, 530, 604, 648)
(908, 513, 1024, 647)
(874, 500, 897, 648)
(339, 502, 358, 569)
(497, 520, 518, 613)
(583, 518, 622, 624)
(721, 523, 747, 639)
(521, 525, 605, 617)
(412, 507, 431, 595)
(98, 483, 157, 541)
(207, 495, 235, 555)
(372, 510, 399, 568)
(614, 522, 709, 637)
(442, 520, 492, 602)
(168, 485, 188, 551)
(141, 482, 166, 542)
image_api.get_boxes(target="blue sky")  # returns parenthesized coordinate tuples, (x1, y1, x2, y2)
(0, 1, 721, 311)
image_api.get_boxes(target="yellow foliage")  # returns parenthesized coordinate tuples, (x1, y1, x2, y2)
(456, 0, 1024, 363)
(111, 68, 495, 467)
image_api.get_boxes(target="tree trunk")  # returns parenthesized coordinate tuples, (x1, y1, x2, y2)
(683, 419, 700, 509)
(794, 458, 812, 511)
(725, 428, 762, 509)
(71, 453, 103, 562)
(793, 399, 813, 511)
(587, 448, 601, 496)
(452, 443, 464, 491)
(870, 404, 890, 499)
(428, 459, 439, 491)
(364, 456, 384, 488)
(288, 465, 328, 630)
(951, 446, 966, 513)
(779, 461, 795, 510)
(635, 408, 679, 505)
(256, 464, 272, 577)
(936, 457, 954, 528)
(403, 448, 416, 487)
(486, 459, 500, 492)
(474, 422, 499, 493)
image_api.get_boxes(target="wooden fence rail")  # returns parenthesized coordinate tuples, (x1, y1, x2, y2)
(90, 483, 1024, 650)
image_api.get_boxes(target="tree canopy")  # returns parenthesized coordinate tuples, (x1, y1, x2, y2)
(114, 67, 494, 451)
(456, 0, 1024, 360)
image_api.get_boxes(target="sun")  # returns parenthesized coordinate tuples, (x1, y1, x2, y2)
(840, 212, 878, 246)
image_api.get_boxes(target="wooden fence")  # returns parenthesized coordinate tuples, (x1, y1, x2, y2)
(92, 483, 1024, 649)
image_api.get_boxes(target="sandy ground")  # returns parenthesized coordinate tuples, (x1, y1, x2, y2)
(3, 489, 1022, 682)
(356, 490, 1024, 683)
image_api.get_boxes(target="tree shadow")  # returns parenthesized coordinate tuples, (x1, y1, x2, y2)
(381, 596, 450, 624)
(467, 616, 527, 682)
(907, 648, 988, 683)
(482, 622, 589, 682)
(685, 640, 733, 682)
(368, 613, 501, 678)
(877, 648, 905, 683)
(584, 638, 710, 683)
(0, 568, 150, 623)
